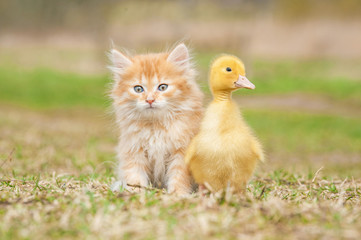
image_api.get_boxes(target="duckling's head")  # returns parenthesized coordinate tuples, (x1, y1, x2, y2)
(209, 55, 255, 93)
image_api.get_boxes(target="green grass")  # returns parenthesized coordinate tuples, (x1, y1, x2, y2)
(0, 66, 110, 108)
(245, 109, 361, 154)
(247, 60, 361, 104)
(1, 57, 360, 109)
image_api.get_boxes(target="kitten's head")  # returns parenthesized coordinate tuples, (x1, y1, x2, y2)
(109, 44, 201, 120)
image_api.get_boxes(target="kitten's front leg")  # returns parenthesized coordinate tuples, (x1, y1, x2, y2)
(166, 149, 192, 195)
(112, 151, 150, 192)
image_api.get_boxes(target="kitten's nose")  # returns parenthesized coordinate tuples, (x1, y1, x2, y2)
(146, 99, 155, 105)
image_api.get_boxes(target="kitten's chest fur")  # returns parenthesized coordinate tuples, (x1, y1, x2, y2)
(141, 124, 171, 185)
(119, 116, 191, 186)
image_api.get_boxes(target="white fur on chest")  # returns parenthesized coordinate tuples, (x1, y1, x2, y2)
(116, 116, 188, 186)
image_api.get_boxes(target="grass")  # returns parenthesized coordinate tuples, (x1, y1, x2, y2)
(0, 56, 360, 239)
(0, 171, 360, 239)
(246, 60, 361, 104)
(246, 109, 361, 154)
(0, 66, 110, 108)
(1, 57, 360, 109)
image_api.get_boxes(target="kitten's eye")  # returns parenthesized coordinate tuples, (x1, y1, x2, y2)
(226, 67, 232, 72)
(158, 84, 168, 91)
(134, 85, 144, 93)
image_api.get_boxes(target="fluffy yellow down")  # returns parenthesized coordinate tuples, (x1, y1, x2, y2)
(185, 55, 264, 192)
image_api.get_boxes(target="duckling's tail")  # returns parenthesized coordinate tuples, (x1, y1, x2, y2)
(258, 150, 265, 162)
(253, 139, 265, 162)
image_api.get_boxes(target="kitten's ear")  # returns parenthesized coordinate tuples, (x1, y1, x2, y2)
(167, 43, 190, 70)
(109, 49, 132, 75)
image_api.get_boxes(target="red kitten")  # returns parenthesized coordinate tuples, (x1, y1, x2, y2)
(109, 44, 203, 195)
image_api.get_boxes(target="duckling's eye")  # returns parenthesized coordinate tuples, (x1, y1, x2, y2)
(134, 85, 144, 93)
(158, 84, 168, 91)
(226, 67, 232, 72)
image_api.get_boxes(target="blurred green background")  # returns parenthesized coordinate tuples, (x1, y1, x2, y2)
(0, 0, 360, 177)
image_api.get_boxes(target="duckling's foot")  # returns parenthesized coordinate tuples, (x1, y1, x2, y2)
(198, 184, 208, 196)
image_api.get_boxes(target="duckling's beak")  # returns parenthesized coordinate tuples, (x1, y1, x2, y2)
(234, 75, 255, 89)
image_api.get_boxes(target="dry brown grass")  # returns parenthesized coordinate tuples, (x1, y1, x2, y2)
(1, 171, 360, 239)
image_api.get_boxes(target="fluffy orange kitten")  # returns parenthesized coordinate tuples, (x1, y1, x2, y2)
(109, 43, 203, 194)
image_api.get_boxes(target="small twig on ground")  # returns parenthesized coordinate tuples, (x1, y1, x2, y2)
(312, 166, 324, 183)
(0, 148, 15, 176)
(0, 148, 15, 169)
(340, 177, 348, 188)
(257, 186, 266, 200)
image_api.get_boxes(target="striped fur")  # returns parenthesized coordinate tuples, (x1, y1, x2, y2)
(109, 44, 203, 194)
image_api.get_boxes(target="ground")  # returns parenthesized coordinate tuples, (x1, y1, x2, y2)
(1, 170, 360, 239)
(0, 54, 361, 239)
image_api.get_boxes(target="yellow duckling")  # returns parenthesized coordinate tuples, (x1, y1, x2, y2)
(185, 55, 264, 192)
